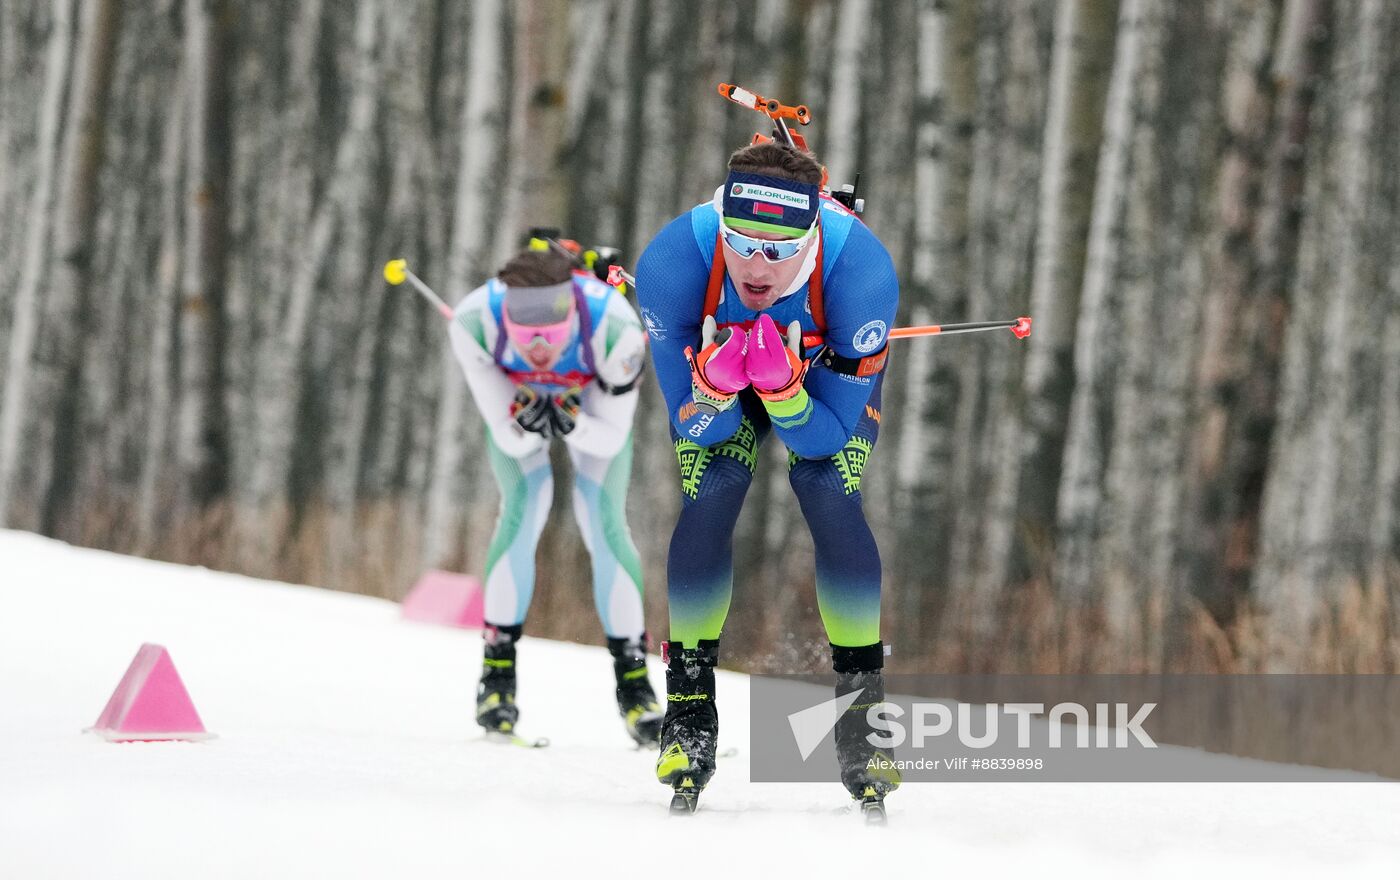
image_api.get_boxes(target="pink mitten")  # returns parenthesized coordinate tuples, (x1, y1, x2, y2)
(684, 316, 749, 413)
(744, 313, 804, 396)
(699, 322, 750, 394)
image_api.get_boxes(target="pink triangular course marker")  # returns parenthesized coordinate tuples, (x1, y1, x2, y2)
(87, 643, 214, 742)
(401, 570, 484, 629)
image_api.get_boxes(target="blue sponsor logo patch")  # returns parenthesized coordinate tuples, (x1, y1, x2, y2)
(853, 319, 887, 354)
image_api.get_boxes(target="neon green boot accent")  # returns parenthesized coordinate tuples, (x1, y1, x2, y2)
(867, 750, 902, 791)
(475, 691, 517, 732)
(656, 742, 691, 782)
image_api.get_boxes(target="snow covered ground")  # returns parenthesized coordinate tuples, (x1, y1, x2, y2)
(2, 528, 1398, 878)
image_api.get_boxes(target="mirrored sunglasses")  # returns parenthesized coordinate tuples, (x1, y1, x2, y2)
(719, 222, 815, 263)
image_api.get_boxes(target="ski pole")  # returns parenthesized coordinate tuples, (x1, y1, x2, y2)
(797, 316, 1031, 351)
(889, 317, 1032, 340)
(384, 259, 453, 319)
(618, 257, 1030, 344)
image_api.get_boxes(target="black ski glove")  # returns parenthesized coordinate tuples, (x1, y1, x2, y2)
(548, 387, 582, 436)
(511, 386, 555, 438)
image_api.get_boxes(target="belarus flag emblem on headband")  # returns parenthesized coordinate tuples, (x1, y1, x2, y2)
(722, 171, 821, 236)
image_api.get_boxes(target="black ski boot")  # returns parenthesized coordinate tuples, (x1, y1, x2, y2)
(609, 635, 663, 747)
(833, 643, 901, 824)
(476, 624, 522, 734)
(655, 639, 720, 814)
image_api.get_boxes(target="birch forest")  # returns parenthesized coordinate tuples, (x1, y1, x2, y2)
(1, 0, 1397, 675)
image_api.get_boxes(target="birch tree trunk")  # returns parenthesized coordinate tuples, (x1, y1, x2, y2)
(424, 0, 506, 567)
(363, 3, 444, 501)
(821, 0, 868, 186)
(1176, 0, 1309, 632)
(517, 0, 570, 229)
(0, 0, 73, 526)
(137, 72, 186, 548)
(628, 0, 682, 259)
(577, 0, 640, 249)
(854, 0, 915, 574)
(175, 0, 231, 517)
(562, 0, 611, 156)
(0, 1, 14, 247)
(318, 0, 390, 583)
(82, 1, 174, 517)
(38, 0, 123, 531)
(1055, 0, 1153, 602)
(988, 0, 1117, 595)
(890, 0, 977, 643)
(1376, 257, 1400, 603)
(945, 1, 1051, 653)
(677, 2, 738, 206)
(1097, 1, 1222, 662)
(887, 0, 948, 647)
(1255, 0, 1387, 669)
(237, 0, 324, 537)
(1375, 35, 1400, 600)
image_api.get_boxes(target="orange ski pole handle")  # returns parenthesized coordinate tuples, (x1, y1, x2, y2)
(717, 83, 812, 125)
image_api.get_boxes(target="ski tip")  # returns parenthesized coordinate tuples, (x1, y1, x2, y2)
(859, 786, 888, 825)
(484, 730, 550, 749)
(668, 776, 702, 815)
(668, 798, 696, 816)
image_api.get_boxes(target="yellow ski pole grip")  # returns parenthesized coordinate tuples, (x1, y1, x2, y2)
(384, 258, 454, 319)
(383, 259, 408, 285)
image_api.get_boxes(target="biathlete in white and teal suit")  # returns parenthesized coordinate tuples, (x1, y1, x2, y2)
(447, 243, 662, 746)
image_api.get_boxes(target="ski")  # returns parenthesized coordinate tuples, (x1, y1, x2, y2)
(858, 786, 887, 825)
(483, 730, 550, 749)
(668, 775, 702, 815)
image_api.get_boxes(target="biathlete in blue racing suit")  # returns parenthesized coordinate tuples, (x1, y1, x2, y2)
(635, 142, 902, 803)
